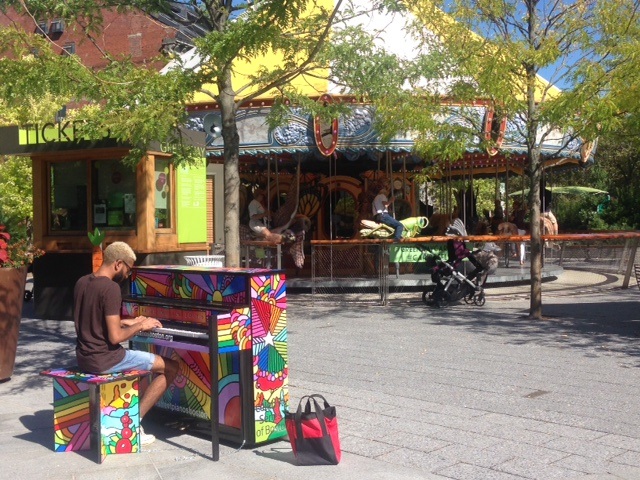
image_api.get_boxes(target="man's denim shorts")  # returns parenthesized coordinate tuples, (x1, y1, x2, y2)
(104, 349, 155, 373)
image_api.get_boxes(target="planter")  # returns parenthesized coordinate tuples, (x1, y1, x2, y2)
(92, 246, 103, 273)
(0, 266, 28, 381)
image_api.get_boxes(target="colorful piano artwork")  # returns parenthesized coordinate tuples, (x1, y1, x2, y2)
(122, 265, 288, 459)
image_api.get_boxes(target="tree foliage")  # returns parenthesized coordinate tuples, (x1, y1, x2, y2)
(327, 0, 640, 319)
(0, 0, 399, 266)
(0, 156, 34, 231)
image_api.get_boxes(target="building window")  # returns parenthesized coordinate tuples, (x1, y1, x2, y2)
(36, 21, 48, 36)
(154, 158, 171, 228)
(91, 159, 136, 229)
(47, 157, 171, 235)
(50, 19, 65, 34)
(62, 42, 76, 55)
(49, 161, 87, 231)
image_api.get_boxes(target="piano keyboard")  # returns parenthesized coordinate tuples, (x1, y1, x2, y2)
(152, 327, 208, 339)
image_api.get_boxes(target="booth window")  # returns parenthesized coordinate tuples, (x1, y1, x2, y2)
(91, 159, 136, 230)
(154, 158, 171, 228)
(50, 161, 87, 231)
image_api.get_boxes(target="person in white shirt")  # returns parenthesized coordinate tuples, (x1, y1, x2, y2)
(372, 185, 404, 241)
(248, 188, 286, 242)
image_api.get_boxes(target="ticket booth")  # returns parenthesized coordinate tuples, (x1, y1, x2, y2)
(0, 123, 223, 319)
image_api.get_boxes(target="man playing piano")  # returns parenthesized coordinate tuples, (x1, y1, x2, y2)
(73, 241, 179, 445)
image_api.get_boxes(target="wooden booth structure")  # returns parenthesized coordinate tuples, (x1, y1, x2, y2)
(0, 124, 224, 319)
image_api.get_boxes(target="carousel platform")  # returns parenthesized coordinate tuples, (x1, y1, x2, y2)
(286, 261, 564, 291)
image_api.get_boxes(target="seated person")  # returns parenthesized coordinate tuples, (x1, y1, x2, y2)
(248, 188, 287, 243)
(74, 241, 179, 445)
(372, 184, 404, 241)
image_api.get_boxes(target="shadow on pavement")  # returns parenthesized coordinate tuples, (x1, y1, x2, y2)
(253, 446, 297, 465)
(16, 410, 54, 450)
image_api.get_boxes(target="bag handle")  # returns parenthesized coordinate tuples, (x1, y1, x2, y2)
(301, 394, 331, 414)
(294, 395, 330, 438)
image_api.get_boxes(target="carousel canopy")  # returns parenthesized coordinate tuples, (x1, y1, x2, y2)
(167, 1, 593, 172)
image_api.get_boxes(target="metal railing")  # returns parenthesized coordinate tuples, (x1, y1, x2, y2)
(311, 232, 640, 305)
(241, 240, 282, 269)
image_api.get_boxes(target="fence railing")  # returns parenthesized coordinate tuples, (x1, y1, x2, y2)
(311, 232, 640, 305)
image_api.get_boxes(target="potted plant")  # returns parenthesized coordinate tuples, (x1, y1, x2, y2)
(0, 222, 44, 381)
(88, 227, 106, 272)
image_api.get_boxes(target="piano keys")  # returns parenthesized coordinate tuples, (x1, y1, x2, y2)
(123, 265, 289, 457)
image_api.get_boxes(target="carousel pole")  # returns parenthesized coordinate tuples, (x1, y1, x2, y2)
(274, 154, 281, 209)
(469, 159, 476, 227)
(461, 161, 467, 227)
(447, 161, 453, 221)
(505, 158, 510, 219)
(402, 156, 407, 200)
(387, 151, 394, 216)
(329, 151, 334, 279)
(267, 155, 271, 210)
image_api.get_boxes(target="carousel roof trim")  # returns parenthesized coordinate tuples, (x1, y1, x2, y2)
(190, 102, 595, 168)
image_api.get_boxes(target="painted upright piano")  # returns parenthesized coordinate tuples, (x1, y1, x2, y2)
(122, 265, 289, 460)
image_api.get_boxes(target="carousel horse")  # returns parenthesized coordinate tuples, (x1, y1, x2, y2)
(427, 212, 459, 236)
(497, 221, 523, 264)
(241, 162, 311, 269)
(359, 216, 429, 239)
(497, 221, 519, 237)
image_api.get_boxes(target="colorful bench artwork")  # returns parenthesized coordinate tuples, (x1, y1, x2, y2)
(40, 368, 150, 463)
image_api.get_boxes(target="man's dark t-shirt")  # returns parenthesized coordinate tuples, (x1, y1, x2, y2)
(73, 274, 126, 373)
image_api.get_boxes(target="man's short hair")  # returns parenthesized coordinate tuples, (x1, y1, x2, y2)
(103, 242, 136, 266)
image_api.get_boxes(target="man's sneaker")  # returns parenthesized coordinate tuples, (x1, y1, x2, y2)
(139, 426, 156, 446)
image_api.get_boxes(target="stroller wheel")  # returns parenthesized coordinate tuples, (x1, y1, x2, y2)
(434, 293, 448, 308)
(474, 292, 486, 306)
(422, 289, 433, 306)
(463, 291, 474, 304)
(434, 298, 447, 308)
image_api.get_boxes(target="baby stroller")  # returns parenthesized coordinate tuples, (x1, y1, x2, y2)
(423, 220, 496, 308)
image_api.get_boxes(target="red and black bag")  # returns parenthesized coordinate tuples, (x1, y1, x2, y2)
(285, 394, 341, 465)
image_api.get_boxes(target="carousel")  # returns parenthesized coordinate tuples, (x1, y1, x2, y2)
(175, 2, 595, 276)
(183, 96, 593, 275)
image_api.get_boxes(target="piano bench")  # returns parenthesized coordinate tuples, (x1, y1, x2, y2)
(40, 367, 151, 464)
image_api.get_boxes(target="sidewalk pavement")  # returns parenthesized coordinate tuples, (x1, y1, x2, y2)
(2, 270, 640, 479)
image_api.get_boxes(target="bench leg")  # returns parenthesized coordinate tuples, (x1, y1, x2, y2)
(52, 378, 91, 452)
(91, 377, 142, 463)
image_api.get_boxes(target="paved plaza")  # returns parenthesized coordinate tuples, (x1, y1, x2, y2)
(1, 269, 640, 479)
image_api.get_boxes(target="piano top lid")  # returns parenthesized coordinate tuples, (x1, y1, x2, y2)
(132, 265, 285, 276)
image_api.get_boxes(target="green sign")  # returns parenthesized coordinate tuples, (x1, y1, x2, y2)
(0, 123, 117, 155)
(390, 244, 445, 263)
(176, 157, 207, 244)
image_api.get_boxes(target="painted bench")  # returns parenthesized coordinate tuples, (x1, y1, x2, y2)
(40, 368, 151, 463)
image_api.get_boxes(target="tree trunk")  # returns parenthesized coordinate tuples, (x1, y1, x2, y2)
(524, 4, 544, 319)
(528, 153, 543, 319)
(219, 70, 241, 267)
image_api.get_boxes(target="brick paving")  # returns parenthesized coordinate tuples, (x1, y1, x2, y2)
(1, 268, 639, 479)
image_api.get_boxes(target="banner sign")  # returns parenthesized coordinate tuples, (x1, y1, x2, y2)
(389, 244, 446, 263)
(0, 123, 119, 155)
(176, 157, 207, 244)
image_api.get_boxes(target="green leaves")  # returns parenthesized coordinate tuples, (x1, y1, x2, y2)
(87, 227, 106, 247)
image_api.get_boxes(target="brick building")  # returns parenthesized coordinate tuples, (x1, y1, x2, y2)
(0, 3, 204, 68)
